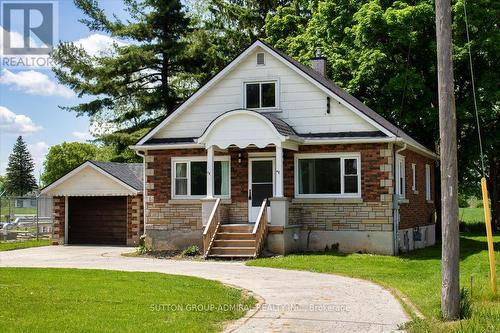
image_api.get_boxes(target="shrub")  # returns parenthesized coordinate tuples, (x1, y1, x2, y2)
(466, 196, 480, 208)
(136, 234, 148, 254)
(460, 287, 473, 319)
(459, 194, 469, 208)
(459, 221, 485, 233)
(136, 244, 148, 255)
(182, 245, 200, 256)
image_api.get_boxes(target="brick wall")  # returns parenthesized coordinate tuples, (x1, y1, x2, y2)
(127, 195, 144, 245)
(52, 196, 65, 245)
(398, 149, 436, 229)
(145, 144, 396, 233)
(287, 143, 394, 232)
(145, 149, 207, 232)
(284, 144, 392, 201)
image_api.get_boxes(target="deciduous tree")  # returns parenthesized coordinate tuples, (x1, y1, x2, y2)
(41, 142, 112, 185)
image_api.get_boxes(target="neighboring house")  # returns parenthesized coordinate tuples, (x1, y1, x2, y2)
(10, 193, 52, 219)
(14, 197, 37, 209)
(42, 40, 437, 256)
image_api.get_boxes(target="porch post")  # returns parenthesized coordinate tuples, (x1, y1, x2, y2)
(275, 143, 284, 198)
(206, 145, 214, 198)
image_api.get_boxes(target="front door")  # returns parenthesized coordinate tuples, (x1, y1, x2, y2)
(248, 158, 274, 222)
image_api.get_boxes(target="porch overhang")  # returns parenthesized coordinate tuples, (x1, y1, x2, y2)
(197, 109, 302, 150)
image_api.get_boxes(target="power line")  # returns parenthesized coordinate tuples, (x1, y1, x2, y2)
(463, 0, 485, 176)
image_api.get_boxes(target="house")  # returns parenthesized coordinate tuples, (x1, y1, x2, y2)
(14, 197, 37, 209)
(42, 40, 437, 256)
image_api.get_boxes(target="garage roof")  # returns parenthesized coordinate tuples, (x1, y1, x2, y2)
(90, 161, 143, 191)
(40, 161, 143, 196)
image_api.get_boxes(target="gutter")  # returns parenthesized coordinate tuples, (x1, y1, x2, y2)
(130, 143, 203, 150)
(393, 143, 407, 255)
(130, 137, 436, 160)
(135, 150, 147, 237)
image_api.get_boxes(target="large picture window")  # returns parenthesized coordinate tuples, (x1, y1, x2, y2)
(295, 154, 361, 198)
(172, 157, 230, 198)
(244, 81, 277, 109)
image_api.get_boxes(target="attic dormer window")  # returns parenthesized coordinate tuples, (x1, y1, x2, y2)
(256, 52, 265, 65)
(244, 81, 277, 109)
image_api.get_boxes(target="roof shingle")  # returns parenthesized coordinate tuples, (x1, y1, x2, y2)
(90, 161, 143, 191)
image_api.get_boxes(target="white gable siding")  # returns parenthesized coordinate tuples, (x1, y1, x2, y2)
(45, 166, 136, 196)
(153, 47, 376, 139)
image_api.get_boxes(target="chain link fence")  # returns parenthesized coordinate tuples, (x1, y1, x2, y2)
(0, 195, 53, 242)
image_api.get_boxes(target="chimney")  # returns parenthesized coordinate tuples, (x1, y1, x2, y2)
(311, 47, 326, 77)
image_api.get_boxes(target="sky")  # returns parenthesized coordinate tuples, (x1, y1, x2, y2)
(0, 0, 130, 179)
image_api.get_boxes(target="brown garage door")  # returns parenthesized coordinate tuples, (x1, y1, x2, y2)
(68, 196, 127, 245)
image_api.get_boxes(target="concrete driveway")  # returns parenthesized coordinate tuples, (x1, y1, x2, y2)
(0, 246, 408, 332)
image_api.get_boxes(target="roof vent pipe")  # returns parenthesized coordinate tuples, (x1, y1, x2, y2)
(311, 47, 327, 77)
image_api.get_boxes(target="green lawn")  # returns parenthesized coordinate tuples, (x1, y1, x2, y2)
(0, 268, 255, 333)
(248, 233, 499, 332)
(460, 207, 485, 223)
(0, 239, 50, 251)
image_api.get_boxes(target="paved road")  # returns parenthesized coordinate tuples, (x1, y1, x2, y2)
(0, 246, 408, 332)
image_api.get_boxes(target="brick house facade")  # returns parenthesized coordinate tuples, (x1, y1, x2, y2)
(142, 141, 436, 254)
(45, 40, 437, 255)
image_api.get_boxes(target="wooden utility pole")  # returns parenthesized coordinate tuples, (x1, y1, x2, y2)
(435, 0, 460, 320)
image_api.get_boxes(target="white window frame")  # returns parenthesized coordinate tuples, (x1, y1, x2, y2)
(243, 80, 279, 110)
(425, 164, 431, 201)
(171, 156, 231, 199)
(411, 163, 417, 192)
(396, 155, 406, 199)
(294, 152, 362, 199)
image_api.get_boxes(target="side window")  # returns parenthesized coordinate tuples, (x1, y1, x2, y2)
(425, 164, 432, 201)
(396, 155, 406, 199)
(411, 163, 416, 192)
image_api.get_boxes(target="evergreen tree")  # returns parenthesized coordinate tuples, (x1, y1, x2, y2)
(52, 0, 194, 157)
(186, 0, 289, 84)
(5, 136, 37, 196)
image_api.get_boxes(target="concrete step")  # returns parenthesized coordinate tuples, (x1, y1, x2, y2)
(210, 247, 255, 256)
(216, 232, 255, 240)
(219, 224, 254, 233)
(206, 254, 255, 258)
(213, 239, 256, 247)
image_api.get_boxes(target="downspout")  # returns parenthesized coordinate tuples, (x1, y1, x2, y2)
(135, 150, 147, 237)
(393, 143, 407, 255)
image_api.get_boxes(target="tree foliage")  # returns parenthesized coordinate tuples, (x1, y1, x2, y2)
(5, 136, 37, 196)
(52, 0, 194, 158)
(53, 0, 287, 160)
(41, 142, 112, 186)
(0, 175, 5, 194)
(264, 0, 499, 225)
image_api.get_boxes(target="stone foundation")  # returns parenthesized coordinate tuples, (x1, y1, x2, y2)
(145, 225, 203, 251)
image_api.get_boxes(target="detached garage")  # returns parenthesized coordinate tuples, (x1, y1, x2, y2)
(41, 161, 144, 246)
